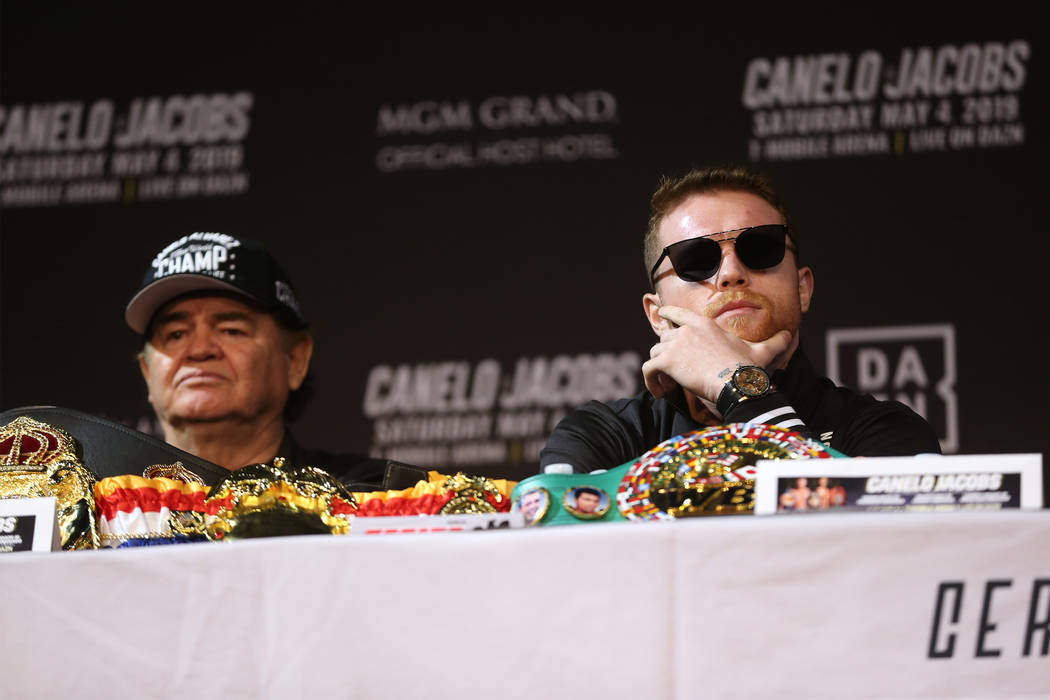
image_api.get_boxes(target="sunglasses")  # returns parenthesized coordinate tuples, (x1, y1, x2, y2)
(650, 224, 796, 285)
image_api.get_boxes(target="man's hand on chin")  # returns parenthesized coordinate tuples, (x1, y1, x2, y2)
(641, 304, 792, 403)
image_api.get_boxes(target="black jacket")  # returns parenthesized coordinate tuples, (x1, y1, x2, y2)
(539, 348, 941, 473)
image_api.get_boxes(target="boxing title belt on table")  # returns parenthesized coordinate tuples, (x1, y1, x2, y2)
(0, 406, 233, 549)
(511, 423, 844, 527)
(350, 471, 515, 517)
(94, 471, 210, 548)
(0, 416, 100, 549)
(204, 458, 359, 540)
(99, 460, 519, 542)
(96, 459, 362, 544)
(204, 461, 516, 539)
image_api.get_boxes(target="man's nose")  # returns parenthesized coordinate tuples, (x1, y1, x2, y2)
(185, 329, 222, 360)
(713, 242, 750, 288)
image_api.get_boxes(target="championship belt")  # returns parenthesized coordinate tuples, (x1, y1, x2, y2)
(351, 470, 515, 517)
(204, 458, 359, 540)
(511, 423, 841, 526)
(94, 471, 210, 548)
(0, 416, 100, 549)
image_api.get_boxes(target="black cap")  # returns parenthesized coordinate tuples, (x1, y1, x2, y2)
(124, 232, 307, 335)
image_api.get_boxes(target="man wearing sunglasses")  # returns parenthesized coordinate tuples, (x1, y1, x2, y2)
(540, 166, 940, 473)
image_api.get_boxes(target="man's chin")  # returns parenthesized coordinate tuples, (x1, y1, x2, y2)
(718, 316, 773, 342)
(169, 402, 235, 424)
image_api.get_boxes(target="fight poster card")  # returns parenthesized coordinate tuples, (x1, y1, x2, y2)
(753, 454, 1043, 515)
(0, 497, 60, 552)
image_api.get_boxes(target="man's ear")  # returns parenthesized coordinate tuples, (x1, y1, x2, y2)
(642, 291, 669, 335)
(286, 333, 314, 391)
(137, 348, 153, 402)
(797, 266, 814, 313)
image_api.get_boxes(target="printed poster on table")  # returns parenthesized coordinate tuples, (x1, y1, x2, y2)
(753, 454, 1043, 515)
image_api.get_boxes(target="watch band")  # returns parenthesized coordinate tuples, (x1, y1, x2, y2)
(716, 381, 747, 417)
(716, 365, 771, 416)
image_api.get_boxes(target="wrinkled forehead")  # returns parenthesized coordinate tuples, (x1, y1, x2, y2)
(147, 291, 270, 332)
(659, 190, 785, 247)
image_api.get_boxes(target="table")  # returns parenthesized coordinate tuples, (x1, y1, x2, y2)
(3, 509, 1048, 698)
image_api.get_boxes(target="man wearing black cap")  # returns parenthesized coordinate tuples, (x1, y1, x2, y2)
(126, 232, 388, 487)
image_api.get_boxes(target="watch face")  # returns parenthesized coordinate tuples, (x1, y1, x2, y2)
(734, 366, 770, 397)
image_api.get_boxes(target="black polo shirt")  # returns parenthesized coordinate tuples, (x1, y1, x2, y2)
(539, 348, 941, 474)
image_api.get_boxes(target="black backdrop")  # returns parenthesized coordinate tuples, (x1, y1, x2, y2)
(1, 8, 1046, 500)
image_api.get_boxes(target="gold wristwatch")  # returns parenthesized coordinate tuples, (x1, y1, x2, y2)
(716, 365, 771, 416)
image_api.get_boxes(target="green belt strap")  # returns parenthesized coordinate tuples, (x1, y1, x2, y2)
(511, 442, 848, 527)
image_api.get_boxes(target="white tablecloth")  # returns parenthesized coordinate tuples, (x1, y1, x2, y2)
(3, 509, 1049, 699)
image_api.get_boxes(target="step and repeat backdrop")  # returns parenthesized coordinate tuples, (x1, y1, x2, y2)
(0, 11, 1044, 491)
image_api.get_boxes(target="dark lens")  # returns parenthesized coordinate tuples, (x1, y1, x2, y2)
(735, 225, 787, 270)
(666, 236, 722, 281)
